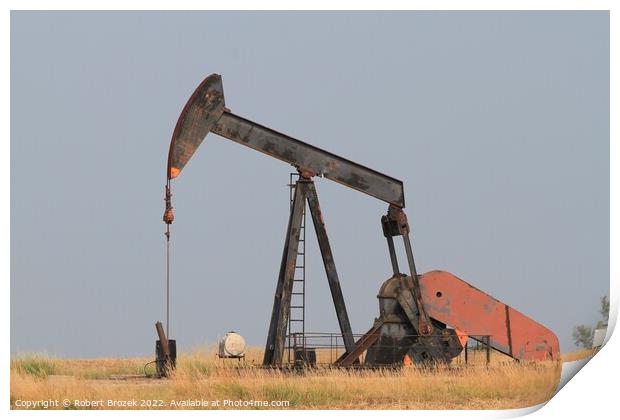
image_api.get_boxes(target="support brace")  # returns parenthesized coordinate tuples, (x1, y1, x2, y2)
(306, 182, 356, 355)
(263, 177, 356, 366)
(263, 180, 306, 366)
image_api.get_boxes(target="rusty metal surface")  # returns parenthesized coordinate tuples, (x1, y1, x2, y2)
(166, 74, 405, 207)
(263, 180, 307, 366)
(155, 321, 175, 377)
(334, 322, 383, 367)
(164, 73, 560, 366)
(366, 275, 464, 365)
(167, 74, 226, 179)
(418, 270, 560, 361)
(162, 185, 174, 224)
(306, 182, 356, 355)
(395, 277, 423, 331)
(400, 232, 433, 335)
(381, 205, 432, 335)
(384, 235, 400, 276)
(155, 321, 170, 357)
(213, 112, 405, 207)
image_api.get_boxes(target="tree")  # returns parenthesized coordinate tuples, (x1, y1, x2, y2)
(572, 294, 609, 349)
(600, 295, 609, 322)
(572, 325, 594, 349)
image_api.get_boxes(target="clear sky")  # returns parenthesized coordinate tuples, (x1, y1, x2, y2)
(11, 11, 609, 357)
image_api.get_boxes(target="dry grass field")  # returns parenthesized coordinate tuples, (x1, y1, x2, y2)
(11, 346, 564, 410)
(560, 348, 596, 362)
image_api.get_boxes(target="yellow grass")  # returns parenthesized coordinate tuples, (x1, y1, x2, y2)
(561, 348, 596, 362)
(11, 347, 562, 410)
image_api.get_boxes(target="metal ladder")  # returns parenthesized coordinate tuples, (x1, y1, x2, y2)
(287, 172, 306, 362)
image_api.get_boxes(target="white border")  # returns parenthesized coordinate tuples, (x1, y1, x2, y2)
(3, 1, 616, 420)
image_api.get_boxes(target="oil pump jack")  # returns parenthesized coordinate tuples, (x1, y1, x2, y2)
(163, 74, 560, 367)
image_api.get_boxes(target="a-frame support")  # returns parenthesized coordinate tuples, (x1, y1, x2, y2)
(263, 176, 356, 366)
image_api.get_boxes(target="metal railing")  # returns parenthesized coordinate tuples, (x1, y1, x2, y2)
(285, 332, 498, 367)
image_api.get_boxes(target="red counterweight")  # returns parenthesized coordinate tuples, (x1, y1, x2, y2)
(419, 271, 560, 361)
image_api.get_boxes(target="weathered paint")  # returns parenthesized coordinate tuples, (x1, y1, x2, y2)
(306, 182, 356, 354)
(167, 74, 226, 180)
(334, 321, 383, 367)
(418, 271, 560, 361)
(454, 329, 468, 347)
(166, 74, 405, 207)
(263, 181, 306, 366)
(164, 73, 560, 366)
(365, 275, 464, 365)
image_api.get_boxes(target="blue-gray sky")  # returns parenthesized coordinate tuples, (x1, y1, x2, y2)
(11, 11, 609, 358)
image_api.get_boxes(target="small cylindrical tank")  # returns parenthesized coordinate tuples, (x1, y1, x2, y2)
(218, 331, 246, 359)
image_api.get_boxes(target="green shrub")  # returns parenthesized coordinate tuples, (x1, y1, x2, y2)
(11, 355, 56, 378)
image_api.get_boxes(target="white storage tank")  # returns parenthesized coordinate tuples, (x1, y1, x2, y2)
(218, 331, 246, 359)
(592, 324, 608, 349)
